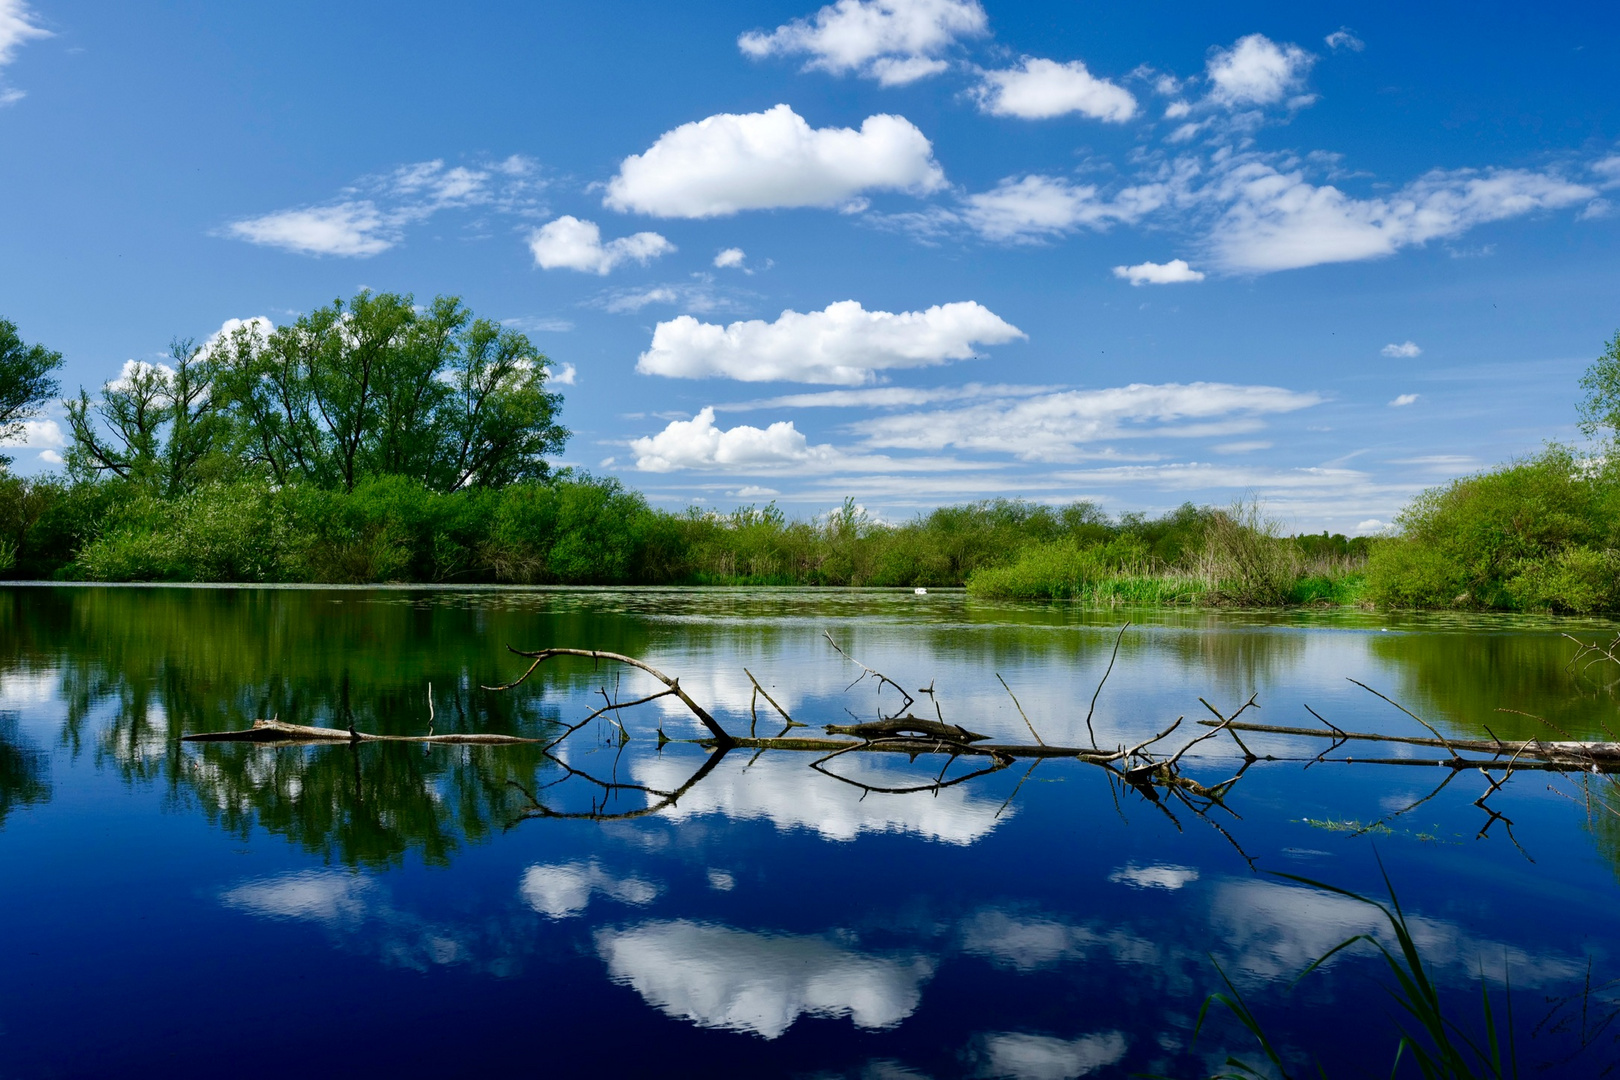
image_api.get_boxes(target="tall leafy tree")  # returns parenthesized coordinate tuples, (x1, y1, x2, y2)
(65, 338, 226, 494)
(0, 319, 64, 467)
(1578, 330, 1620, 442)
(207, 290, 567, 491)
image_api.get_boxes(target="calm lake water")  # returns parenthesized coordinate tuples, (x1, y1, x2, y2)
(3, 585, 1620, 1078)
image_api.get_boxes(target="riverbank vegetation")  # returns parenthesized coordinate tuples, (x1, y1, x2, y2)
(2, 302, 1617, 611)
(0, 471, 1371, 597)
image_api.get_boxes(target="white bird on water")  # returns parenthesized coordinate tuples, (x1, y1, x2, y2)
(914, 587, 927, 595)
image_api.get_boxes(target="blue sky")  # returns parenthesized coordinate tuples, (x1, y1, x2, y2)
(1, 0, 1616, 533)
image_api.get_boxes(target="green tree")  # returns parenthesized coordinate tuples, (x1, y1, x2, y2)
(65, 337, 225, 494)
(1578, 330, 1620, 441)
(0, 318, 63, 468)
(209, 291, 567, 492)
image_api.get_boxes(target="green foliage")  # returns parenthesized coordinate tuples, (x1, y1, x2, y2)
(20, 480, 1374, 601)
(208, 292, 568, 492)
(67, 291, 568, 498)
(74, 481, 289, 582)
(0, 318, 63, 467)
(66, 338, 228, 495)
(1578, 330, 1620, 441)
(1366, 445, 1620, 612)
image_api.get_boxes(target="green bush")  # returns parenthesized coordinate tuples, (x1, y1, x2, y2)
(1366, 446, 1620, 612)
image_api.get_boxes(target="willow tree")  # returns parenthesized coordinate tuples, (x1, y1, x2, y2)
(209, 292, 567, 492)
(68, 290, 569, 494)
(65, 337, 221, 494)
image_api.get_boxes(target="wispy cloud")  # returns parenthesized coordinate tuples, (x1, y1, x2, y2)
(714, 382, 1058, 412)
(852, 382, 1322, 461)
(223, 156, 544, 257)
(0, 0, 49, 105)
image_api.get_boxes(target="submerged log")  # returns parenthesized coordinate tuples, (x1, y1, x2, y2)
(182, 718, 542, 745)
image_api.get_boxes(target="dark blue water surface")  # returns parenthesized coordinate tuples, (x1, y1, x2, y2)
(3, 585, 1620, 1078)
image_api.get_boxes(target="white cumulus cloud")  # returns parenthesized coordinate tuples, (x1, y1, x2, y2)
(1381, 341, 1422, 358)
(203, 316, 275, 352)
(0, 417, 64, 449)
(1206, 33, 1315, 108)
(630, 408, 834, 472)
(1112, 258, 1204, 285)
(713, 247, 747, 269)
(636, 299, 1022, 385)
(1206, 161, 1595, 272)
(603, 104, 946, 218)
(974, 57, 1137, 122)
(1389, 393, 1419, 407)
(738, 0, 987, 85)
(528, 215, 673, 274)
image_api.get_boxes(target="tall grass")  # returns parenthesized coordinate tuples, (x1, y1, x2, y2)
(1188, 866, 1520, 1079)
(965, 499, 1367, 607)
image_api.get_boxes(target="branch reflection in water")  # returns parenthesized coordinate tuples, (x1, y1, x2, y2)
(15, 585, 1618, 1075)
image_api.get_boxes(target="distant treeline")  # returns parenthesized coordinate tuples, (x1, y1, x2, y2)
(3, 301, 1617, 612)
(0, 474, 1369, 598)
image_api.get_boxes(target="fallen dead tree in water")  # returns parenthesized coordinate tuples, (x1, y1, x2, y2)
(182, 718, 542, 745)
(178, 626, 1620, 860)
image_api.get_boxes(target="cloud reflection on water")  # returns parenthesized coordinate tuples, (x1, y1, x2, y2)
(633, 752, 1010, 844)
(519, 860, 661, 918)
(220, 869, 520, 975)
(595, 919, 933, 1039)
(1211, 879, 1585, 986)
(972, 1030, 1129, 1080)
(1108, 863, 1200, 890)
(222, 869, 373, 924)
(959, 909, 1164, 972)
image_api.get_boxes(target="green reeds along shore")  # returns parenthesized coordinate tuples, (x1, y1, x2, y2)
(964, 501, 1370, 608)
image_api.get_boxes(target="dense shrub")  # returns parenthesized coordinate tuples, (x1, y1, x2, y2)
(1365, 446, 1620, 612)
